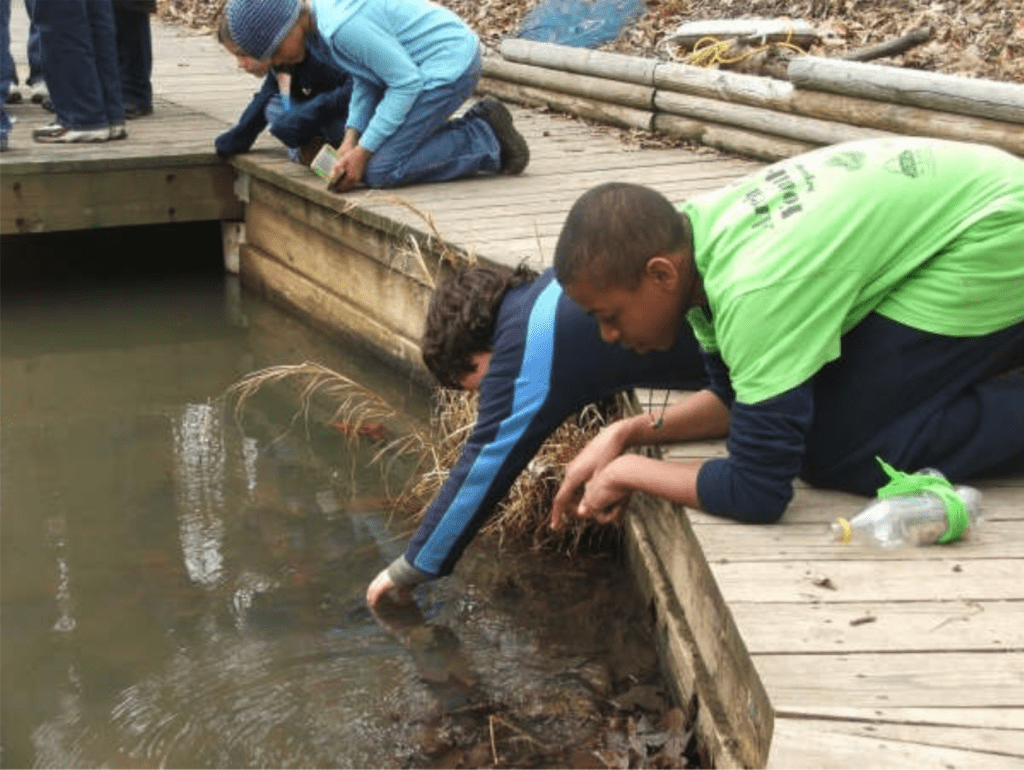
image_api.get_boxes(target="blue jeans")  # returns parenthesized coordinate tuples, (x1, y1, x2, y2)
(1, 0, 11, 140)
(114, 5, 150, 111)
(35, 0, 124, 129)
(24, 0, 42, 85)
(265, 88, 350, 149)
(1, 0, 13, 95)
(363, 49, 501, 188)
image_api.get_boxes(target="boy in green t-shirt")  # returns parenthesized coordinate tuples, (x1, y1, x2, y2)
(549, 137, 1024, 527)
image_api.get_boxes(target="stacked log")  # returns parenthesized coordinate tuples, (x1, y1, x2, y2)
(478, 39, 1024, 162)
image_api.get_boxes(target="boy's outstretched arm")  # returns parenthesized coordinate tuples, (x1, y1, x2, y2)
(550, 389, 729, 528)
(572, 454, 704, 521)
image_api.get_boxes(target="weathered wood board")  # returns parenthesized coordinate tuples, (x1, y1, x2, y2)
(658, 393, 1024, 769)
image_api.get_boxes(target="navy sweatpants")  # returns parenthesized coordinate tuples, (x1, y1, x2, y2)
(802, 313, 1024, 494)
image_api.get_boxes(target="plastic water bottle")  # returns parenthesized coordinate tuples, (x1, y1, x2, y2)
(830, 461, 984, 548)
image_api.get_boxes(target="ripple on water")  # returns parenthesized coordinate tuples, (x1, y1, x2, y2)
(104, 630, 431, 768)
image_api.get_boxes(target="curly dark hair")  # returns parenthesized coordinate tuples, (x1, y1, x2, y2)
(422, 263, 539, 389)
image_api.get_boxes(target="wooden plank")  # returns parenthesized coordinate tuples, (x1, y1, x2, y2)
(754, 651, 1024, 709)
(768, 716, 1024, 769)
(382, 174, 738, 222)
(479, 76, 654, 132)
(709, 558, 1023, 603)
(239, 243, 426, 378)
(243, 197, 432, 345)
(785, 718, 1024, 760)
(482, 57, 655, 110)
(498, 39, 658, 85)
(654, 113, 817, 162)
(366, 174, 740, 218)
(1, 163, 241, 234)
(247, 177, 439, 287)
(775, 705, 1024, 730)
(352, 163, 752, 217)
(234, 153, 466, 252)
(692, 483, 1023, 525)
(653, 62, 1024, 157)
(729, 599, 1024, 653)
(691, 519, 1024, 561)
(666, 19, 820, 50)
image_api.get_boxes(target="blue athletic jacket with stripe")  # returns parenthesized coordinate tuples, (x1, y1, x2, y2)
(385, 269, 708, 589)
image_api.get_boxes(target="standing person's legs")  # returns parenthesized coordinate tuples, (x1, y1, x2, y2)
(113, 5, 150, 116)
(1, 0, 15, 98)
(33, 0, 109, 136)
(87, 0, 124, 130)
(802, 313, 1024, 494)
(1, 0, 12, 148)
(24, 0, 44, 91)
(363, 51, 501, 188)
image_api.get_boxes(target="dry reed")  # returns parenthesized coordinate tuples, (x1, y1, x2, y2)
(224, 362, 628, 557)
(223, 361, 428, 466)
(394, 389, 630, 555)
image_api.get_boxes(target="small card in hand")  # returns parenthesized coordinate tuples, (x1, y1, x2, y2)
(309, 143, 339, 183)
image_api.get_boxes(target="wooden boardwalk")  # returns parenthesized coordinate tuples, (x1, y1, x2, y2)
(3, 6, 1022, 767)
(654, 398, 1024, 769)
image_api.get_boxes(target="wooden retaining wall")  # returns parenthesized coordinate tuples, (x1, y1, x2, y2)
(479, 40, 1024, 162)
(230, 157, 446, 386)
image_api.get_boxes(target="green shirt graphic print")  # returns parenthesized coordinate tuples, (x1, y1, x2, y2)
(682, 138, 1024, 406)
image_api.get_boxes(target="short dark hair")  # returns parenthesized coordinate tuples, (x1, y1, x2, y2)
(554, 182, 686, 290)
(422, 263, 539, 389)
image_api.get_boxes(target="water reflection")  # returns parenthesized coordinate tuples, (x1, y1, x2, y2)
(2, 268, 682, 769)
(172, 403, 230, 587)
(1, 272, 424, 768)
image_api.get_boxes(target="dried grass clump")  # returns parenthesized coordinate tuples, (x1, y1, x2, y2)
(225, 361, 629, 558)
(395, 389, 630, 556)
(223, 361, 429, 465)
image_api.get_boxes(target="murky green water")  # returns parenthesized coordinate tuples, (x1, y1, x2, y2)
(1, 229, 687, 769)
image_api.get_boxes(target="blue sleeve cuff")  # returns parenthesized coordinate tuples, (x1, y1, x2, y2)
(217, 79, 276, 155)
(696, 456, 793, 524)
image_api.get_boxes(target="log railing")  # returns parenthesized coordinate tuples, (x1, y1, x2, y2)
(479, 39, 1024, 162)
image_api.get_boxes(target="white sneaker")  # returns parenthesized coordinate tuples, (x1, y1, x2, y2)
(26, 82, 48, 104)
(108, 123, 127, 140)
(33, 122, 110, 143)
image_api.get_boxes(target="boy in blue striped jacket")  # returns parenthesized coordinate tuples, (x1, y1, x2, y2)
(367, 264, 709, 606)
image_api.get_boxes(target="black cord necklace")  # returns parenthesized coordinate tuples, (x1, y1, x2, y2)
(648, 388, 671, 429)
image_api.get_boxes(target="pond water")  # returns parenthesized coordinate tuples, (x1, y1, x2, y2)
(1, 225, 694, 769)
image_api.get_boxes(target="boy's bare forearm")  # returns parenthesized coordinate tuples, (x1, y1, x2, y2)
(622, 388, 729, 448)
(607, 454, 703, 510)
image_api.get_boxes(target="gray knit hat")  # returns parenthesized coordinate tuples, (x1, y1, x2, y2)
(225, 0, 302, 61)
